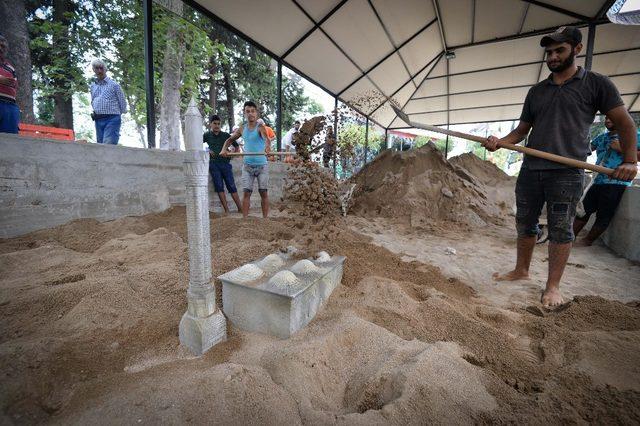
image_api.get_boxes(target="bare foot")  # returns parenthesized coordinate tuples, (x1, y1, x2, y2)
(492, 270, 530, 282)
(541, 287, 564, 308)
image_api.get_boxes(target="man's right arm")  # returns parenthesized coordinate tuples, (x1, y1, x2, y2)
(220, 128, 242, 156)
(485, 121, 532, 152)
(485, 89, 533, 151)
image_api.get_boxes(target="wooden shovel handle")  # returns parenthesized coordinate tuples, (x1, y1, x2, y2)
(413, 122, 614, 176)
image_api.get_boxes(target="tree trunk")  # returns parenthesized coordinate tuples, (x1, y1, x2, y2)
(0, 0, 35, 123)
(221, 60, 234, 131)
(53, 93, 73, 130)
(208, 56, 217, 114)
(51, 0, 74, 130)
(159, 0, 184, 151)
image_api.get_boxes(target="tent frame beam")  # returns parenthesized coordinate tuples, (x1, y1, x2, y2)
(368, 52, 444, 117)
(449, 18, 608, 50)
(519, 0, 590, 21)
(420, 46, 640, 81)
(338, 17, 437, 96)
(282, 0, 350, 59)
(367, 0, 416, 89)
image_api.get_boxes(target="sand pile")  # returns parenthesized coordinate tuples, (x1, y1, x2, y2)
(282, 161, 341, 220)
(349, 144, 515, 228)
(449, 152, 514, 187)
(2, 208, 640, 423)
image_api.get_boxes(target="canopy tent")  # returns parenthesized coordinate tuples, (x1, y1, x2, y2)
(171, 0, 639, 133)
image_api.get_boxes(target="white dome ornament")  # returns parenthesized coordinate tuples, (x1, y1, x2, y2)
(227, 264, 264, 283)
(316, 251, 331, 263)
(269, 270, 299, 289)
(257, 254, 285, 271)
(290, 259, 320, 275)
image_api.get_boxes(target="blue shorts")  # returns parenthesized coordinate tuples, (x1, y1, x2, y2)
(210, 162, 237, 193)
(0, 101, 20, 134)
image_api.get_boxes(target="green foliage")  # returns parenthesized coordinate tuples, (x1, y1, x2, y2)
(28, 0, 102, 124)
(24, 0, 348, 139)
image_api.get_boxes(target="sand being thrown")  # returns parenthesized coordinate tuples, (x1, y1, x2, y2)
(349, 143, 515, 228)
(1, 207, 640, 424)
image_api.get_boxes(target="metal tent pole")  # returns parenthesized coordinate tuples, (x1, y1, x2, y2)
(364, 117, 369, 164)
(276, 61, 283, 152)
(585, 23, 596, 71)
(143, 0, 155, 148)
(333, 97, 338, 178)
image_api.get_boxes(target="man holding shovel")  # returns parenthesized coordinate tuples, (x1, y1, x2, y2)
(220, 101, 271, 219)
(485, 26, 638, 307)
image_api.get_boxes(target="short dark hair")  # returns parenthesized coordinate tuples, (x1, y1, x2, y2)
(243, 101, 257, 109)
(209, 114, 221, 122)
(294, 120, 300, 124)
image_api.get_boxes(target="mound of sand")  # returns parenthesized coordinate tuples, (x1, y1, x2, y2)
(282, 162, 341, 220)
(449, 152, 514, 187)
(349, 144, 515, 228)
(2, 208, 640, 423)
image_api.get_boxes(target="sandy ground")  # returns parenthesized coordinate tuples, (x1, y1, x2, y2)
(348, 216, 640, 307)
(1, 204, 640, 424)
(1, 146, 639, 424)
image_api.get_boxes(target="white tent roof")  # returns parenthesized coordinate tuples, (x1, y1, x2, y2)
(190, 0, 640, 128)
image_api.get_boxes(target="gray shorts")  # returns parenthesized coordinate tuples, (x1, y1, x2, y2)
(515, 167, 584, 243)
(242, 164, 269, 193)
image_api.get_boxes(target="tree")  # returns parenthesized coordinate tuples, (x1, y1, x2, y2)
(29, 0, 100, 129)
(23, 0, 329, 146)
(0, 0, 35, 123)
(158, 0, 185, 151)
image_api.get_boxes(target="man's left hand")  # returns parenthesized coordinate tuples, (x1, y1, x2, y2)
(611, 162, 638, 181)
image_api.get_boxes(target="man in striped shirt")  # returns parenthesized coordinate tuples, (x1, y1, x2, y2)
(0, 35, 20, 134)
(90, 59, 127, 144)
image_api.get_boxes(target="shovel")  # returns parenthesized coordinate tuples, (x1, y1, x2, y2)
(223, 152, 296, 157)
(390, 104, 613, 175)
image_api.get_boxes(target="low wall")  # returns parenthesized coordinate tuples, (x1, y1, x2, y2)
(602, 185, 640, 262)
(0, 134, 288, 238)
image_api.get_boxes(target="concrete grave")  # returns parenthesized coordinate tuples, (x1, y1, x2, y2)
(219, 249, 345, 338)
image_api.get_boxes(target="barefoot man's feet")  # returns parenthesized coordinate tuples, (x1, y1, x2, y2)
(541, 286, 564, 308)
(492, 270, 530, 282)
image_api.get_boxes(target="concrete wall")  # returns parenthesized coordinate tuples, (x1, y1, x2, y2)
(0, 134, 288, 238)
(602, 186, 640, 262)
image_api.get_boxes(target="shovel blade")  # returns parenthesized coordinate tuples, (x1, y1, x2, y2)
(390, 104, 411, 126)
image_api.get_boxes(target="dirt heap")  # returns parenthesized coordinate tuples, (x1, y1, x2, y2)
(449, 152, 514, 186)
(349, 144, 515, 228)
(282, 161, 341, 220)
(449, 152, 516, 217)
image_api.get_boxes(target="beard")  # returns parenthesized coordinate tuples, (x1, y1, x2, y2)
(547, 50, 576, 72)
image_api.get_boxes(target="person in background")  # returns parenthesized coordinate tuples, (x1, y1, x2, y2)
(204, 114, 242, 214)
(90, 59, 126, 144)
(261, 120, 276, 160)
(573, 116, 640, 246)
(282, 120, 300, 163)
(220, 101, 271, 218)
(0, 35, 20, 134)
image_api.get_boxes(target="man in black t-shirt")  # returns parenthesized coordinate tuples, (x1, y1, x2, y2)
(204, 114, 242, 213)
(485, 26, 638, 308)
